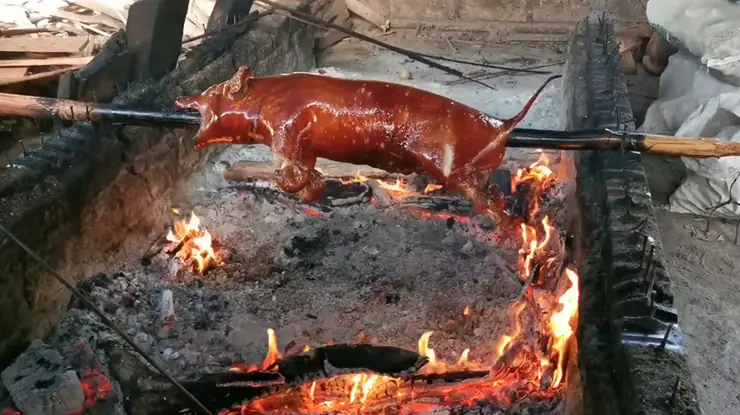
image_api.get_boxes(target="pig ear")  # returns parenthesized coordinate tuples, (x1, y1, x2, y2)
(174, 96, 200, 110)
(227, 66, 254, 96)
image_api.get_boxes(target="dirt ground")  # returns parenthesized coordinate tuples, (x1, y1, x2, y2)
(643, 153, 740, 415)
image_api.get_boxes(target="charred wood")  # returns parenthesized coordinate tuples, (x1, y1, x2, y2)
(271, 344, 427, 383)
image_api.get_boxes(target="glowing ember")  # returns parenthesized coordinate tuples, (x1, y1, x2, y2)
(165, 211, 220, 273)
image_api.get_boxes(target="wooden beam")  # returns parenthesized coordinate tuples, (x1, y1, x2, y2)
(0, 57, 92, 68)
(126, 0, 190, 80)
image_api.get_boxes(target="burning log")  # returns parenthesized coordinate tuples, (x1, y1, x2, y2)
(399, 196, 474, 216)
(268, 344, 428, 383)
(225, 159, 399, 183)
(364, 179, 394, 208)
(133, 344, 428, 414)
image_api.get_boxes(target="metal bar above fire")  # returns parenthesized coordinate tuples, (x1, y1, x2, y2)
(0, 91, 739, 158)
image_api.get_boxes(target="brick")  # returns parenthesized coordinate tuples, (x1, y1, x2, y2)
(126, 0, 189, 81)
(207, 0, 254, 32)
(459, 0, 527, 22)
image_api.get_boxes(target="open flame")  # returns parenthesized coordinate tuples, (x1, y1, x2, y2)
(165, 211, 220, 274)
(345, 173, 440, 200)
(222, 151, 579, 414)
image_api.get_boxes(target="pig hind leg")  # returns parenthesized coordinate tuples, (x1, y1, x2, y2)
(448, 152, 519, 230)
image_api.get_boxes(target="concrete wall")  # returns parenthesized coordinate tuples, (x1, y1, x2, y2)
(358, 0, 647, 40)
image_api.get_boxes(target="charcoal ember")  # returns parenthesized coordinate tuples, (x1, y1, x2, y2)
(1, 340, 85, 415)
(508, 183, 532, 219)
(282, 227, 329, 257)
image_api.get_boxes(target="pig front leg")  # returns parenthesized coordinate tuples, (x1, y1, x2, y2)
(271, 117, 326, 203)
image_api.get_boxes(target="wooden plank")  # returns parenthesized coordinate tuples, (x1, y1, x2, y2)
(0, 56, 92, 68)
(0, 67, 29, 81)
(50, 9, 125, 30)
(0, 36, 93, 54)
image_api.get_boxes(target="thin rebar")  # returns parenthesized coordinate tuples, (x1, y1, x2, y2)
(0, 222, 213, 415)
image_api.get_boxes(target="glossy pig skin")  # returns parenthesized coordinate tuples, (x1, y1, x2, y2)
(175, 67, 560, 228)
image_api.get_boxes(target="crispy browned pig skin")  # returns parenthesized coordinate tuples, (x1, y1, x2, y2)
(175, 67, 560, 229)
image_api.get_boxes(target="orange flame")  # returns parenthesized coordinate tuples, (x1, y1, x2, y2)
(347, 172, 442, 200)
(229, 328, 283, 373)
(548, 269, 579, 388)
(166, 211, 219, 273)
(512, 153, 555, 219)
(496, 301, 527, 357)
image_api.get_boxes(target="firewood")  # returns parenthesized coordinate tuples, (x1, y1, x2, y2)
(364, 179, 394, 208)
(224, 159, 398, 182)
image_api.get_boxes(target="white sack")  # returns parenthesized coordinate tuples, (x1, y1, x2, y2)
(647, 0, 740, 85)
(640, 52, 735, 136)
(639, 52, 740, 218)
(668, 94, 740, 218)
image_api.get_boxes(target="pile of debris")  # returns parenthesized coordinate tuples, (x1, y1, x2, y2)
(0, 0, 217, 89)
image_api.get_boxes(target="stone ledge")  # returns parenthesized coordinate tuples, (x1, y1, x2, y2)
(0, 0, 319, 367)
(564, 13, 701, 414)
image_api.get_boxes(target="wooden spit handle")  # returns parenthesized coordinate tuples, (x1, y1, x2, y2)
(642, 134, 740, 158)
(0, 92, 201, 126)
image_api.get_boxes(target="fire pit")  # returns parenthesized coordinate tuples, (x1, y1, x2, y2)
(0, 3, 700, 415)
